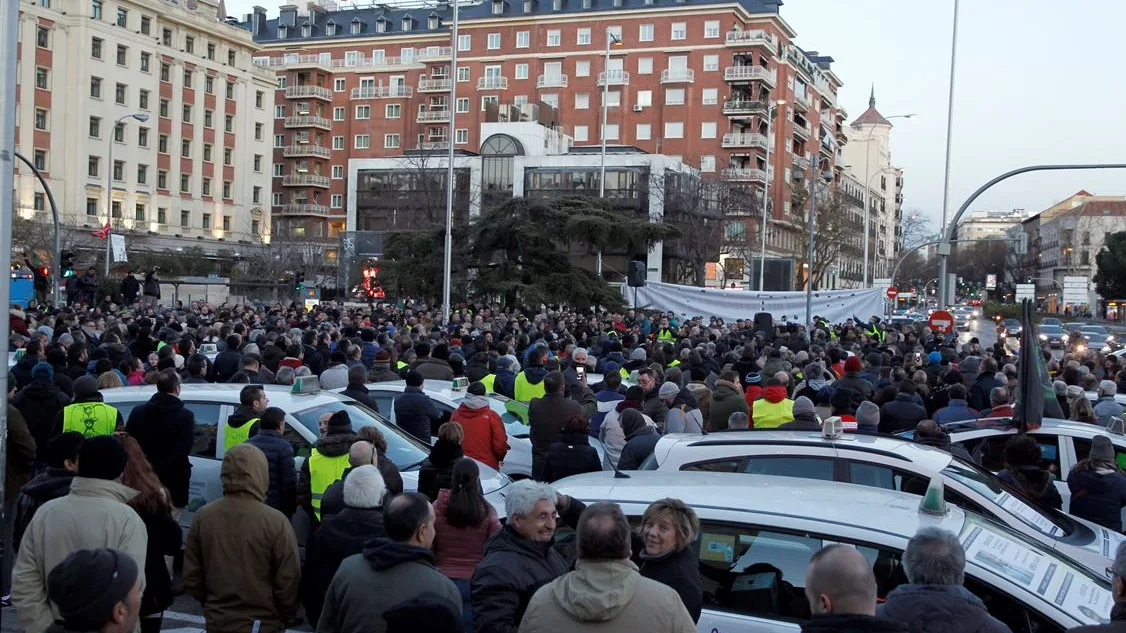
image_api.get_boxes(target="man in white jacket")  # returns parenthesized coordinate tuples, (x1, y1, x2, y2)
(13, 435, 147, 633)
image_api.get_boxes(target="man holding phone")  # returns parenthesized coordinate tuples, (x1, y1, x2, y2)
(563, 347, 592, 401)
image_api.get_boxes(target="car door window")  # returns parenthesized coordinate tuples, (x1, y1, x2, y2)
(682, 458, 745, 473)
(742, 456, 834, 481)
(371, 395, 396, 420)
(185, 403, 222, 459)
(1072, 437, 1126, 471)
(697, 522, 816, 621)
(433, 402, 454, 437)
(282, 421, 313, 459)
(846, 462, 930, 496)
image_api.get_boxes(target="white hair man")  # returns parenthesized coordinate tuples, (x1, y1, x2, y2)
(471, 480, 572, 633)
(1095, 381, 1125, 426)
(877, 527, 1010, 633)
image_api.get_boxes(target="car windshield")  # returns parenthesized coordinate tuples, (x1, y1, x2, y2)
(1004, 319, 1020, 326)
(943, 459, 1071, 536)
(1082, 326, 1108, 335)
(292, 400, 429, 469)
(1039, 325, 1062, 334)
(1041, 318, 1061, 326)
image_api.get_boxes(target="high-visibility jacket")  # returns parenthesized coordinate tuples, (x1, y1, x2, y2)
(61, 401, 118, 438)
(752, 398, 795, 429)
(656, 328, 677, 343)
(223, 418, 258, 452)
(619, 367, 631, 380)
(513, 371, 546, 402)
(396, 360, 409, 371)
(668, 360, 681, 368)
(308, 449, 350, 520)
(481, 373, 497, 393)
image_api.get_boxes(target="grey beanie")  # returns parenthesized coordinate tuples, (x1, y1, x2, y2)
(630, 348, 648, 362)
(793, 396, 816, 416)
(73, 375, 100, 400)
(658, 381, 680, 400)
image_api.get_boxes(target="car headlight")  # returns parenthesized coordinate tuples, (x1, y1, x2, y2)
(1062, 334, 1069, 341)
(1039, 334, 1047, 340)
(1109, 335, 1116, 342)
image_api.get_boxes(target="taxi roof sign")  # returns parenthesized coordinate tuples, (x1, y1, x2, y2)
(919, 475, 948, 516)
(292, 375, 321, 395)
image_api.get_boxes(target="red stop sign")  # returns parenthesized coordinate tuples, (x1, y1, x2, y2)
(886, 286, 898, 300)
(928, 310, 955, 335)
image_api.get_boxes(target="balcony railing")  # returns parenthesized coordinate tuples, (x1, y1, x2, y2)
(476, 76, 508, 90)
(597, 70, 630, 86)
(536, 74, 568, 88)
(725, 30, 777, 48)
(723, 66, 777, 85)
(793, 91, 812, 111)
(793, 155, 810, 171)
(283, 145, 332, 158)
(792, 119, 811, 139)
(660, 68, 695, 83)
(723, 100, 768, 116)
(721, 133, 768, 150)
(281, 174, 331, 188)
(283, 115, 332, 130)
(284, 85, 332, 101)
(418, 77, 452, 92)
(417, 109, 451, 123)
(415, 46, 452, 61)
(722, 168, 767, 183)
(350, 85, 412, 99)
(417, 140, 450, 151)
(277, 203, 331, 216)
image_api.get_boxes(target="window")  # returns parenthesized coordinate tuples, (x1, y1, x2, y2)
(665, 88, 685, 105)
(332, 165, 344, 179)
(331, 194, 343, 208)
(87, 198, 99, 216)
(221, 216, 230, 232)
(274, 134, 285, 148)
(181, 139, 191, 157)
(159, 98, 169, 117)
(702, 88, 718, 105)
(386, 104, 401, 118)
(116, 44, 127, 66)
(575, 60, 591, 77)
(457, 67, 470, 82)
(185, 36, 194, 54)
(275, 105, 286, 119)
(222, 182, 232, 199)
(157, 171, 167, 189)
(577, 27, 591, 45)
(637, 57, 653, 75)
(384, 133, 400, 148)
(251, 153, 260, 170)
(136, 165, 147, 184)
(272, 163, 284, 177)
(251, 220, 259, 235)
(354, 134, 370, 149)
(158, 134, 168, 153)
(180, 209, 190, 227)
(201, 179, 211, 196)
(607, 25, 622, 41)
(704, 54, 719, 71)
(183, 105, 194, 122)
(638, 23, 653, 41)
(456, 97, 470, 113)
(113, 122, 124, 142)
(636, 90, 652, 107)
(271, 193, 283, 206)
(701, 121, 717, 138)
(664, 121, 684, 139)
(160, 62, 170, 82)
(180, 174, 191, 193)
(575, 93, 589, 109)
(140, 16, 150, 34)
(547, 30, 561, 46)
(704, 20, 720, 38)
(32, 149, 46, 170)
(90, 77, 102, 98)
(455, 128, 469, 144)
(457, 34, 471, 51)
(671, 22, 686, 40)
(635, 123, 651, 140)
(111, 201, 121, 218)
(573, 125, 588, 142)
(115, 82, 126, 104)
(255, 123, 263, 140)
(34, 108, 47, 130)
(205, 76, 214, 94)
(33, 193, 45, 211)
(228, 50, 236, 66)
(515, 64, 528, 80)
(601, 123, 618, 141)
(516, 31, 529, 48)
(87, 156, 100, 177)
(332, 136, 345, 150)
(139, 89, 149, 110)
(334, 78, 346, 92)
(202, 144, 212, 162)
(92, 39, 104, 60)
(140, 52, 150, 72)
(137, 127, 149, 147)
(207, 43, 215, 60)
(355, 105, 370, 119)
(333, 106, 345, 121)
(605, 90, 620, 107)
(226, 81, 235, 99)
(156, 207, 167, 224)
(36, 26, 49, 49)
(355, 21, 364, 35)
(487, 33, 500, 49)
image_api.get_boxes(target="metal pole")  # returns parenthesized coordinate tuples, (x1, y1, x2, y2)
(861, 130, 872, 287)
(936, 0, 960, 310)
(597, 31, 613, 277)
(758, 103, 775, 291)
(0, 0, 20, 523)
(14, 152, 61, 305)
(441, 0, 459, 322)
(805, 156, 818, 328)
(105, 119, 116, 277)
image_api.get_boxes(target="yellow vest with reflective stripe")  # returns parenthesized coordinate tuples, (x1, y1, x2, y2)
(657, 328, 676, 343)
(752, 398, 795, 429)
(308, 449, 350, 520)
(62, 402, 118, 438)
(668, 360, 681, 367)
(481, 373, 497, 393)
(224, 418, 258, 452)
(396, 360, 408, 370)
(619, 367, 631, 380)
(513, 371, 546, 403)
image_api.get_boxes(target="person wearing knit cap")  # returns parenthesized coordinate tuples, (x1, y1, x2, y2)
(834, 356, 875, 411)
(778, 396, 821, 431)
(855, 401, 881, 433)
(53, 375, 125, 439)
(1067, 435, 1126, 532)
(12, 435, 148, 633)
(46, 548, 141, 633)
(298, 408, 360, 523)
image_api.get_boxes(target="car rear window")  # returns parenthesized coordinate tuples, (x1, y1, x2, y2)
(943, 460, 1070, 537)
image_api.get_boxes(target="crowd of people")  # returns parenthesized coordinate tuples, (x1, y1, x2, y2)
(3, 296, 1126, 633)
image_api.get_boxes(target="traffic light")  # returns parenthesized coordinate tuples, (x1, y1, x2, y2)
(60, 250, 74, 277)
(294, 271, 305, 291)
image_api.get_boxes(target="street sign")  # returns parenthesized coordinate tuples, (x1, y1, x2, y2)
(985, 274, 996, 290)
(1015, 283, 1035, 303)
(886, 286, 898, 300)
(928, 310, 955, 335)
(1063, 276, 1089, 305)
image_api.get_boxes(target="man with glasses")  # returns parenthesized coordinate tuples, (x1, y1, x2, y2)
(1073, 541, 1126, 631)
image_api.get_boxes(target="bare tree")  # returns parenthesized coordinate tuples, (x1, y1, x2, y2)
(790, 186, 865, 289)
(656, 170, 750, 286)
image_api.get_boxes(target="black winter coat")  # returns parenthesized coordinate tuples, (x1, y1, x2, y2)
(528, 391, 595, 480)
(208, 349, 242, 383)
(13, 380, 71, 463)
(834, 373, 875, 410)
(1070, 602, 1126, 633)
(393, 387, 441, 444)
(134, 505, 182, 616)
(1068, 467, 1126, 532)
(245, 429, 297, 517)
(320, 459, 404, 522)
(418, 439, 462, 501)
(801, 614, 909, 633)
(618, 426, 661, 470)
(880, 394, 928, 434)
(125, 392, 196, 507)
(11, 353, 39, 390)
(12, 468, 75, 554)
(471, 525, 570, 633)
(542, 431, 602, 483)
(998, 466, 1063, 511)
(301, 507, 387, 626)
(968, 374, 1004, 412)
(341, 384, 380, 413)
(877, 584, 1010, 633)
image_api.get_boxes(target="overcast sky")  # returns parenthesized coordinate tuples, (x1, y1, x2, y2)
(231, 0, 1126, 231)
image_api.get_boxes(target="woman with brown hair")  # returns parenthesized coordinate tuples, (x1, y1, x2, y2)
(418, 421, 464, 501)
(118, 433, 182, 633)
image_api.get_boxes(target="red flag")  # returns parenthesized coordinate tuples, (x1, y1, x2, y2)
(92, 223, 111, 239)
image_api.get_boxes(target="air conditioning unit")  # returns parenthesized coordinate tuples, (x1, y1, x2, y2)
(632, 104, 643, 112)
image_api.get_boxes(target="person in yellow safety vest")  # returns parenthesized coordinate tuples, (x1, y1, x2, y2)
(223, 384, 269, 452)
(298, 410, 359, 522)
(55, 375, 124, 438)
(490, 356, 517, 399)
(751, 378, 795, 429)
(655, 317, 677, 343)
(513, 347, 549, 403)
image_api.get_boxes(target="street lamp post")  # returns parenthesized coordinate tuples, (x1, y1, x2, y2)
(597, 28, 621, 277)
(852, 113, 914, 287)
(105, 112, 149, 276)
(936, 0, 961, 309)
(758, 99, 785, 291)
(441, 0, 459, 323)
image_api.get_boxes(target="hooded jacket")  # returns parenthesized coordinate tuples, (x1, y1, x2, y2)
(12, 477, 149, 633)
(301, 507, 388, 626)
(12, 467, 76, 553)
(319, 538, 461, 633)
(834, 372, 875, 410)
(367, 361, 401, 383)
(663, 389, 704, 434)
(618, 419, 661, 470)
(528, 390, 597, 480)
(183, 444, 301, 633)
(472, 525, 569, 633)
(751, 385, 795, 429)
(708, 381, 748, 432)
(492, 368, 517, 399)
(452, 397, 508, 470)
(14, 380, 71, 463)
(880, 393, 928, 434)
(517, 560, 696, 633)
(998, 466, 1063, 511)
(419, 438, 463, 501)
(245, 428, 297, 517)
(642, 386, 669, 430)
(6, 404, 36, 502)
(394, 386, 442, 444)
(543, 430, 603, 483)
(298, 429, 360, 519)
(1067, 466, 1126, 531)
(413, 356, 456, 381)
(599, 403, 654, 467)
(877, 584, 1011, 633)
(591, 386, 626, 436)
(125, 391, 196, 507)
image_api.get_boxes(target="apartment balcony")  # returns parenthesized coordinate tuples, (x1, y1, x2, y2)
(793, 155, 810, 171)
(722, 168, 767, 183)
(254, 54, 329, 71)
(725, 29, 777, 49)
(477, 76, 508, 90)
(281, 174, 331, 188)
(417, 109, 451, 123)
(792, 119, 811, 140)
(285, 85, 332, 101)
(660, 68, 695, 84)
(350, 85, 413, 99)
(724, 65, 777, 86)
(597, 70, 630, 86)
(283, 145, 332, 159)
(415, 46, 452, 61)
(418, 77, 452, 92)
(536, 74, 569, 89)
(417, 140, 450, 151)
(723, 100, 768, 118)
(283, 115, 332, 131)
(277, 203, 331, 216)
(721, 133, 768, 150)
(793, 91, 812, 111)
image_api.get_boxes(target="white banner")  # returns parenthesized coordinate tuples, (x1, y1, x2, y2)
(110, 234, 127, 263)
(621, 281, 887, 325)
